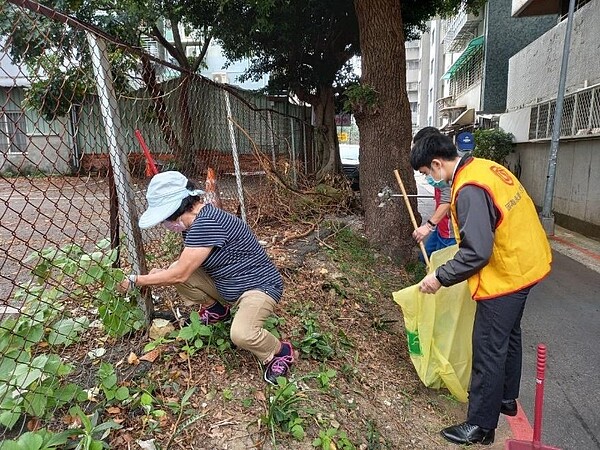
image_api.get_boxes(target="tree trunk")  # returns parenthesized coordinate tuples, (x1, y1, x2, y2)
(354, 0, 418, 262)
(178, 74, 199, 176)
(140, 54, 183, 159)
(306, 84, 341, 180)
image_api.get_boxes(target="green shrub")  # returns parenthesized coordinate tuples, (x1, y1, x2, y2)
(472, 128, 514, 165)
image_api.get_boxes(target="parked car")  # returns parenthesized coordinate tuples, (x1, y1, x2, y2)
(339, 143, 359, 190)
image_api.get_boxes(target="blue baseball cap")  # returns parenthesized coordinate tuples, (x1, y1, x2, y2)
(456, 132, 475, 151)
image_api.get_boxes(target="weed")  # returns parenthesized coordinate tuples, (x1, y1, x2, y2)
(0, 428, 80, 450)
(222, 388, 234, 401)
(313, 427, 356, 450)
(340, 363, 359, 381)
(263, 377, 306, 441)
(295, 318, 335, 361)
(329, 227, 375, 270)
(405, 261, 427, 285)
(365, 419, 392, 450)
(97, 362, 129, 404)
(315, 368, 337, 390)
(69, 406, 122, 449)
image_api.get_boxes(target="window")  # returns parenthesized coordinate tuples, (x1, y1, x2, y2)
(407, 60, 420, 70)
(449, 46, 484, 98)
(430, 58, 434, 74)
(0, 112, 28, 154)
(428, 88, 433, 104)
(407, 82, 419, 92)
(528, 84, 600, 139)
(410, 102, 418, 113)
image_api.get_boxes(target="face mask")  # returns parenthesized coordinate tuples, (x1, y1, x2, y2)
(425, 166, 449, 188)
(162, 219, 186, 233)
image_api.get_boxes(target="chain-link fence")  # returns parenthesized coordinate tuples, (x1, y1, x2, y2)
(0, 0, 314, 442)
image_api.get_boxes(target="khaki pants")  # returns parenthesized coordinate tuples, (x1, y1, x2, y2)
(176, 267, 281, 363)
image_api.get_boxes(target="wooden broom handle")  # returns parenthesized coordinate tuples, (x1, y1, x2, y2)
(394, 169, 430, 267)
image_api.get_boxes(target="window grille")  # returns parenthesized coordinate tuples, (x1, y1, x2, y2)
(407, 60, 420, 70)
(449, 46, 483, 98)
(0, 111, 27, 154)
(528, 84, 600, 139)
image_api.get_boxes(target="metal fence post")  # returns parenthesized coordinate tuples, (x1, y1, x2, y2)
(540, 0, 576, 235)
(223, 91, 247, 223)
(86, 32, 153, 321)
(289, 118, 297, 187)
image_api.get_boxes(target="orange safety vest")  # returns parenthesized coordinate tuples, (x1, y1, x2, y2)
(450, 158, 552, 300)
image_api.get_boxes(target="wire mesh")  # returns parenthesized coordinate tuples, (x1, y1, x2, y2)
(0, 0, 313, 442)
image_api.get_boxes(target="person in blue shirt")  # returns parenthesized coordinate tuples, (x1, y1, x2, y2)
(412, 127, 456, 257)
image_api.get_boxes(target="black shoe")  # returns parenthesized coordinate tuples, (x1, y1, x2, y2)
(264, 342, 294, 385)
(501, 399, 518, 416)
(441, 422, 495, 445)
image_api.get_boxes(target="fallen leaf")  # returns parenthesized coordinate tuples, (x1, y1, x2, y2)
(140, 348, 161, 363)
(27, 418, 41, 431)
(136, 438, 157, 450)
(127, 352, 139, 365)
(254, 391, 267, 402)
(107, 406, 121, 414)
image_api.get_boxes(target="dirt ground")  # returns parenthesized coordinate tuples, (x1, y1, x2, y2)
(0, 176, 481, 449)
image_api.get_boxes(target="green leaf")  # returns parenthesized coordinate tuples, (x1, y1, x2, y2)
(47, 317, 89, 346)
(178, 326, 197, 341)
(115, 386, 129, 401)
(54, 383, 82, 403)
(140, 392, 153, 406)
(89, 440, 105, 450)
(181, 387, 196, 405)
(26, 391, 48, 417)
(0, 407, 22, 430)
(92, 419, 122, 434)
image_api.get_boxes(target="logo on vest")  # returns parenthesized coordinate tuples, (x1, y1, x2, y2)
(490, 166, 514, 185)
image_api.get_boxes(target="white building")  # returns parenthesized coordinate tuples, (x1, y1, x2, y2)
(500, 0, 600, 238)
(411, 0, 556, 136)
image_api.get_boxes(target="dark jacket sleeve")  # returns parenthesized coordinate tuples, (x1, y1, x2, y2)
(435, 184, 498, 287)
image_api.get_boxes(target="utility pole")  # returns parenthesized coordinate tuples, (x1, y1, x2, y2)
(540, 0, 576, 235)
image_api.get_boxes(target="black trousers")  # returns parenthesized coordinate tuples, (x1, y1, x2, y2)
(467, 287, 531, 429)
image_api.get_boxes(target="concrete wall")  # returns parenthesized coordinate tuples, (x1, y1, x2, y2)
(1, 134, 72, 175)
(507, 0, 600, 111)
(512, 137, 600, 238)
(481, 0, 556, 113)
(455, 82, 481, 111)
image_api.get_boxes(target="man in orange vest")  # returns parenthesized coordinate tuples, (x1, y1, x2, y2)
(410, 133, 552, 446)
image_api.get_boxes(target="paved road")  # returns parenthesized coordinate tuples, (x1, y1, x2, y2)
(414, 173, 600, 449)
(520, 251, 600, 450)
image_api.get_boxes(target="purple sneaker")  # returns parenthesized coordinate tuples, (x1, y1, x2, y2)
(264, 342, 294, 385)
(199, 304, 231, 325)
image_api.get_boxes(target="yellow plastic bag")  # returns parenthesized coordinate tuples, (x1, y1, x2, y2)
(392, 245, 475, 402)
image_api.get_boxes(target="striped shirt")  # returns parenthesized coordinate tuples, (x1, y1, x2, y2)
(183, 204, 283, 302)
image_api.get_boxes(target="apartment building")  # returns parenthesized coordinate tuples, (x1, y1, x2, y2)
(410, 0, 555, 137)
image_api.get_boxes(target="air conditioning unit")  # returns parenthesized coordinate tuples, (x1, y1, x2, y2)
(212, 72, 229, 84)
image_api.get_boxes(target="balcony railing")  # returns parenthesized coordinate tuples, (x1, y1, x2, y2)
(443, 10, 482, 52)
